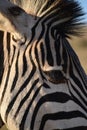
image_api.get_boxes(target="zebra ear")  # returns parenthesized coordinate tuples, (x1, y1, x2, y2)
(0, 0, 34, 39)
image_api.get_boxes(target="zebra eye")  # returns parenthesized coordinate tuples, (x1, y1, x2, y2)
(8, 6, 23, 16)
(43, 70, 66, 84)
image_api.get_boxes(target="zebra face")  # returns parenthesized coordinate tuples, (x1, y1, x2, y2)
(0, 0, 87, 130)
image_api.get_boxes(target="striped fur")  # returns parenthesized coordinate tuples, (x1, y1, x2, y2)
(0, 0, 87, 130)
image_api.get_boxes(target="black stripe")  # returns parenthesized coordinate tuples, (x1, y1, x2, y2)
(40, 42, 45, 66)
(73, 60, 87, 86)
(0, 67, 10, 105)
(30, 92, 72, 130)
(0, 46, 16, 105)
(34, 45, 45, 80)
(54, 37, 61, 65)
(0, 31, 4, 84)
(69, 83, 87, 113)
(29, 17, 42, 44)
(62, 38, 68, 73)
(10, 45, 16, 66)
(39, 111, 87, 130)
(45, 23, 54, 66)
(14, 78, 39, 118)
(29, 8, 58, 44)
(43, 83, 50, 89)
(7, 32, 10, 55)
(70, 83, 87, 107)
(5, 47, 36, 122)
(30, 8, 60, 45)
(65, 126, 87, 130)
(69, 59, 87, 98)
(11, 50, 19, 92)
(19, 85, 42, 130)
(22, 53, 27, 76)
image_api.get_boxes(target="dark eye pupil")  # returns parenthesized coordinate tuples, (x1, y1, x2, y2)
(44, 70, 66, 84)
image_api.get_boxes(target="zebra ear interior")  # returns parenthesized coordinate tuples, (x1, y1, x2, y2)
(8, 6, 24, 16)
(0, 0, 33, 39)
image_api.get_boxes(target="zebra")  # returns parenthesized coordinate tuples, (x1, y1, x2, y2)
(0, 0, 87, 130)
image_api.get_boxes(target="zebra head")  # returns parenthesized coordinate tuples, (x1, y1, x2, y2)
(0, 0, 87, 130)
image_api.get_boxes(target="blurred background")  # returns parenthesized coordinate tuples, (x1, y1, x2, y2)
(0, 0, 87, 130)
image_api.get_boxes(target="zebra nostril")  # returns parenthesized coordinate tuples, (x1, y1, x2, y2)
(43, 70, 67, 84)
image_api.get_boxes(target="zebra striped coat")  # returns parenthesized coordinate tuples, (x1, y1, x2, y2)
(0, 0, 87, 130)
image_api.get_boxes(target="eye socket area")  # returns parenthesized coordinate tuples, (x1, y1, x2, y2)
(43, 70, 67, 84)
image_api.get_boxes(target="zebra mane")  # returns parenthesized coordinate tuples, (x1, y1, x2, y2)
(9, 0, 84, 36)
